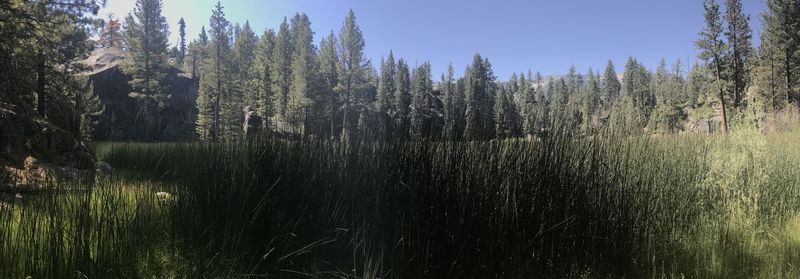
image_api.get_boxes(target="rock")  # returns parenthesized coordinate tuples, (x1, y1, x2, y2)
(155, 191, 174, 201)
(97, 161, 113, 178)
(242, 106, 262, 138)
(1, 102, 96, 190)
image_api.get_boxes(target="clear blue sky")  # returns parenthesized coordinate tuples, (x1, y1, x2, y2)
(100, 0, 765, 79)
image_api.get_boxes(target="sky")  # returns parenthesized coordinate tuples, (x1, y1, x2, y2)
(99, 0, 766, 80)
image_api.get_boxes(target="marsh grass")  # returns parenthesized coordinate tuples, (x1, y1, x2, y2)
(3, 127, 800, 278)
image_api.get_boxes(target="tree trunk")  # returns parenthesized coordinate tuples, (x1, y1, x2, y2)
(214, 45, 222, 142)
(342, 76, 351, 138)
(330, 89, 336, 138)
(716, 63, 729, 133)
(73, 87, 81, 140)
(36, 50, 46, 118)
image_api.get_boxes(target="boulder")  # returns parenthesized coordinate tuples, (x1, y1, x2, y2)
(242, 106, 262, 138)
(1, 103, 96, 190)
(78, 47, 198, 141)
(97, 161, 113, 178)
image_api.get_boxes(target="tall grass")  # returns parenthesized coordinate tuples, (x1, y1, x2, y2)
(92, 127, 800, 278)
(3, 127, 799, 278)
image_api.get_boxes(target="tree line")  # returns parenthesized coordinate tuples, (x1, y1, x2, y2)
(7, 0, 800, 142)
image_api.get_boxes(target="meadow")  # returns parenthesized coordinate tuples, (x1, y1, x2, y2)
(2, 127, 800, 278)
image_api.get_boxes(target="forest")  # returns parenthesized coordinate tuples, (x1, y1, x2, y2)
(1, 0, 800, 278)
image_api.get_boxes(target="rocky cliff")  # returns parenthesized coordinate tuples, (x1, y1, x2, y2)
(79, 47, 198, 141)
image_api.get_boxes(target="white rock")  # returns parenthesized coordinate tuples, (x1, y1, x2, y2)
(155, 192, 174, 201)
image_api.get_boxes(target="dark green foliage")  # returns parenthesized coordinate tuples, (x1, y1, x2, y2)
(603, 60, 622, 107)
(464, 54, 497, 140)
(394, 59, 412, 139)
(410, 62, 434, 138)
(287, 13, 318, 135)
(376, 52, 397, 139)
(318, 31, 340, 138)
(622, 57, 655, 128)
(337, 9, 370, 140)
(493, 85, 520, 138)
(123, 0, 170, 140)
(177, 17, 186, 66)
(270, 18, 292, 122)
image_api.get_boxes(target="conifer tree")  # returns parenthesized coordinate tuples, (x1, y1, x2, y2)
(687, 61, 712, 108)
(270, 18, 293, 122)
(761, 0, 799, 105)
(603, 60, 621, 107)
(206, 1, 231, 140)
(255, 29, 276, 129)
(696, 0, 729, 132)
(622, 57, 655, 127)
(724, 0, 753, 108)
(225, 21, 257, 138)
(394, 58, 412, 138)
(99, 15, 122, 48)
(581, 69, 600, 132)
(177, 17, 187, 66)
(442, 64, 457, 140)
(464, 54, 497, 140)
(124, 0, 170, 140)
(337, 9, 369, 139)
(376, 51, 397, 139)
(194, 26, 214, 140)
(494, 85, 520, 138)
(287, 13, 318, 135)
(318, 31, 340, 137)
(410, 62, 433, 138)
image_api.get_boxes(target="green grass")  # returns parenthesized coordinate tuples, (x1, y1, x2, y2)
(3, 127, 800, 278)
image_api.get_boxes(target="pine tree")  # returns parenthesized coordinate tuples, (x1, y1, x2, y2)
(207, 1, 231, 140)
(318, 31, 340, 138)
(442, 64, 457, 140)
(494, 85, 519, 138)
(288, 13, 318, 135)
(603, 60, 621, 107)
(522, 70, 538, 136)
(687, 61, 712, 108)
(761, 0, 799, 105)
(752, 27, 784, 111)
(177, 17, 187, 66)
(410, 62, 433, 138)
(271, 18, 293, 121)
(99, 15, 122, 48)
(394, 58, 412, 138)
(464, 54, 496, 140)
(581, 69, 600, 132)
(376, 51, 397, 139)
(337, 9, 369, 140)
(724, 0, 753, 108)
(226, 20, 257, 138)
(124, 0, 170, 140)
(194, 26, 214, 140)
(255, 29, 276, 129)
(622, 57, 655, 127)
(696, 0, 729, 132)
